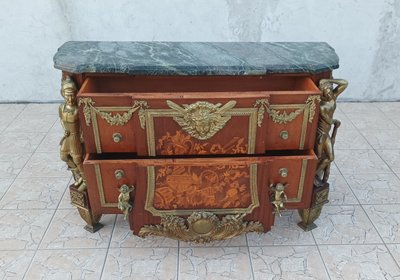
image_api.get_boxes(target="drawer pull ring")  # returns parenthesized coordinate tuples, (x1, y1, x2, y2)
(279, 168, 288, 178)
(280, 131, 289, 140)
(270, 183, 288, 217)
(118, 184, 134, 220)
(113, 133, 122, 143)
(115, 169, 125, 180)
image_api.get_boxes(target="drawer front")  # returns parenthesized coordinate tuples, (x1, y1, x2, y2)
(83, 151, 316, 233)
(78, 75, 320, 154)
(267, 151, 317, 209)
(84, 156, 274, 233)
(78, 93, 268, 155)
(78, 95, 142, 154)
(260, 93, 321, 150)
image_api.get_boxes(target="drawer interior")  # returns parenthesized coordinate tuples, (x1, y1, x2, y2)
(79, 75, 319, 95)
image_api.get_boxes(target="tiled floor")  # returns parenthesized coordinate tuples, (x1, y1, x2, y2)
(0, 102, 400, 279)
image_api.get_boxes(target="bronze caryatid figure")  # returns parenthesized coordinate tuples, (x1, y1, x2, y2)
(315, 78, 348, 184)
(298, 78, 348, 232)
(59, 75, 103, 232)
(59, 76, 87, 191)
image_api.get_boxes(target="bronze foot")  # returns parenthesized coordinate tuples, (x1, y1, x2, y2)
(69, 185, 103, 233)
(298, 179, 329, 231)
(77, 208, 103, 233)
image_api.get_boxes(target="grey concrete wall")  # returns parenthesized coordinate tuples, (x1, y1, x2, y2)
(1, 0, 399, 102)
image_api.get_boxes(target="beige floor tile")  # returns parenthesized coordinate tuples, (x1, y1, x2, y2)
(387, 244, 400, 268)
(0, 116, 17, 134)
(361, 130, 400, 150)
(179, 247, 252, 280)
(4, 114, 57, 133)
(0, 209, 54, 250)
(344, 174, 400, 204)
(26, 249, 107, 280)
(319, 245, 400, 280)
(21, 103, 60, 115)
(0, 177, 70, 209)
(374, 102, 400, 113)
(37, 133, 63, 153)
(330, 111, 356, 130)
(327, 174, 358, 205)
(110, 215, 178, 248)
(0, 105, 26, 129)
(0, 103, 26, 110)
(0, 153, 32, 179)
(103, 248, 178, 280)
(334, 129, 372, 150)
(387, 114, 400, 129)
(0, 132, 46, 153)
(18, 152, 69, 178)
(40, 209, 115, 249)
(250, 246, 329, 280)
(312, 205, 382, 245)
(49, 119, 63, 134)
(247, 210, 315, 246)
(364, 205, 400, 243)
(0, 178, 13, 199)
(376, 150, 400, 174)
(0, 250, 35, 279)
(334, 149, 392, 175)
(339, 102, 381, 114)
(346, 113, 397, 130)
(57, 178, 75, 210)
(330, 162, 340, 175)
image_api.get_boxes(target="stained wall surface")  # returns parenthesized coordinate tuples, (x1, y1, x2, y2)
(1, 0, 399, 101)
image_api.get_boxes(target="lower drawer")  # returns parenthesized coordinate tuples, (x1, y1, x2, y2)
(83, 151, 316, 233)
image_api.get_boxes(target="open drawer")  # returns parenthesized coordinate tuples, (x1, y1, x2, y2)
(83, 150, 317, 233)
(77, 75, 320, 154)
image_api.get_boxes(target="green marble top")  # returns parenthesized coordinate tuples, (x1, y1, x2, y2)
(54, 41, 339, 75)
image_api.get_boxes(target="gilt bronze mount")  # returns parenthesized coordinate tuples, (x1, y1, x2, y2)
(139, 211, 263, 243)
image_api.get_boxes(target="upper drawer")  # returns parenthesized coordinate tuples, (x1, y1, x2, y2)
(77, 75, 320, 154)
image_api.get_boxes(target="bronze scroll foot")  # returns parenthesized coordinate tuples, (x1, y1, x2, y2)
(297, 179, 329, 231)
(69, 185, 103, 233)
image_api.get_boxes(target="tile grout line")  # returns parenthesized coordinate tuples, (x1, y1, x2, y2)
(22, 176, 72, 280)
(314, 103, 396, 276)
(1, 242, 399, 252)
(358, 203, 400, 271)
(99, 214, 118, 280)
(0, 104, 27, 134)
(336, 107, 400, 270)
(0, 105, 30, 200)
(0, 118, 60, 201)
(19, 116, 66, 280)
(311, 231, 332, 280)
(245, 234, 256, 280)
(341, 103, 400, 185)
(375, 103, 400, 130)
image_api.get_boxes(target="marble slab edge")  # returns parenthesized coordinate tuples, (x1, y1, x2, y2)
(54, 41, 339, 75)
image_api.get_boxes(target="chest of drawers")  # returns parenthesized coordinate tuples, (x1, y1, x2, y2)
(54, 42, 347, 242)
